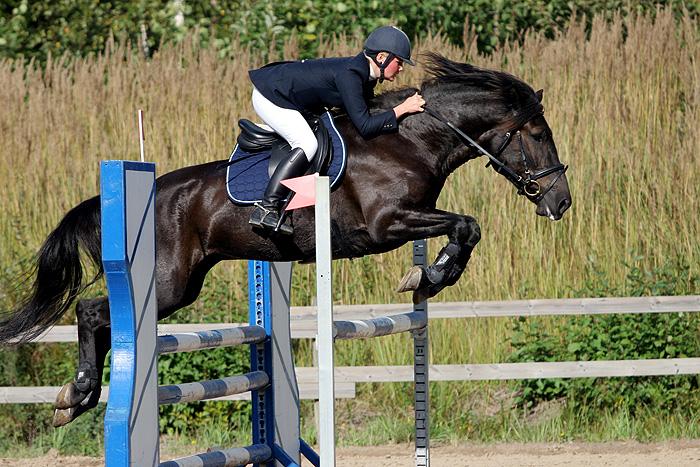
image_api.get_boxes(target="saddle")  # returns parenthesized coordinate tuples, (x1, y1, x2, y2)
(236, 115, 333, 177)
(225, 111, 347, 206)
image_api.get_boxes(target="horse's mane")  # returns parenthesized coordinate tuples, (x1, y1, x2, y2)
(369, 52, 543, 129)
(421, 52, 544, 128)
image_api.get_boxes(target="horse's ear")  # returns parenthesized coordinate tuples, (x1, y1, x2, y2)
(536, 89, 544, 102)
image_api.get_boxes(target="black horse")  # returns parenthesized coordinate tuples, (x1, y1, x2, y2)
(0, 53, 570, 426)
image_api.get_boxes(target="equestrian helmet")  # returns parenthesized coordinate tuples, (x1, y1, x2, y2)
(364, 26, 414, 66)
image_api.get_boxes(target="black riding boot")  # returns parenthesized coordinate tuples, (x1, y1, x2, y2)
(249, 147, 310, 235)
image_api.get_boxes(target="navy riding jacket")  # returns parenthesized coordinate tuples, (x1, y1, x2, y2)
(249, 53, 398, 138)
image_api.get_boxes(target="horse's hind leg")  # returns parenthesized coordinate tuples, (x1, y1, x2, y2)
(53, 297, 111, 427)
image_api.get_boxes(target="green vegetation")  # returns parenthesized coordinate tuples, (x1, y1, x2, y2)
(509, 259, 700, 413)
(1, 0, 697, 63)
(1, 3, 700, 458)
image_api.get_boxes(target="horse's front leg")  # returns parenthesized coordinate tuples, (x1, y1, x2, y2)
(393, 210, 481, 304)
(53, 297, 111, 427)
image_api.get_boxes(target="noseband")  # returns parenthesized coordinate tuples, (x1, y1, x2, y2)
(424, 106, 568, 204)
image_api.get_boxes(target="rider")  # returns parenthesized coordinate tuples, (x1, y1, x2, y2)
(248, 25, 426, 235)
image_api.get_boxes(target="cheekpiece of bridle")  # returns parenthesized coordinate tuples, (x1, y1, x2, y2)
(423, 106, 568, 204)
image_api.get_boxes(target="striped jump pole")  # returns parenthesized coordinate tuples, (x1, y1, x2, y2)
(159, 445, 272, 467)
(333, 312, 428, 340)
(157, 327, 268, 354)
(158, 372, 269, 405)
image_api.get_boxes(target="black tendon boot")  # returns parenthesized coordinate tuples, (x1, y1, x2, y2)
(249, 147, 310, 235)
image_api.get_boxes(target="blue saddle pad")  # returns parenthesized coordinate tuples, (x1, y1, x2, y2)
(226, 111, 347, 205)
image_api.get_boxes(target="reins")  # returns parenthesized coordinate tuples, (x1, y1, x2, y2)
(423, 105, 568, 204)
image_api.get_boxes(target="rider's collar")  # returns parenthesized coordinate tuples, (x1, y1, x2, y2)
(366, 55, 379, 80)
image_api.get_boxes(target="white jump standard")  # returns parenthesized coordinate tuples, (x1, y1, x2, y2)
(311, 175, 431, 467)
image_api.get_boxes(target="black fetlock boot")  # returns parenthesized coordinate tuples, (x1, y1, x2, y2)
(250, 147, 310, 235)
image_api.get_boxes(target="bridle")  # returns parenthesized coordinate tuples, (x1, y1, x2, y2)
(424, 106, 568, 204)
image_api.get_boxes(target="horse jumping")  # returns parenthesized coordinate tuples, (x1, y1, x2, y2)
(0, 53, 571, 427)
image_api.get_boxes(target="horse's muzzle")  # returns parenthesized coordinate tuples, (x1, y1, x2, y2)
(536, 190, 571, 220)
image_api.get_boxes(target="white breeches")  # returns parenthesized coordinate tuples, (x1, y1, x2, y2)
(251, 87, 318, 162)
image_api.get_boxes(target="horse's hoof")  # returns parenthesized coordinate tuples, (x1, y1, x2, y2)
(54, 382, 86, 410)
(53, 407, 76, 427)
(412, 287, 431, 305)
(397, 266, 425, 293)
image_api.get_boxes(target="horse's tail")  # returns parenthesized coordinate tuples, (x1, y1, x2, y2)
(0, 196, 102, 344)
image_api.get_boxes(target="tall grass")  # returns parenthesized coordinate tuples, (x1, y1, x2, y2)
(1, 8, 699, 448)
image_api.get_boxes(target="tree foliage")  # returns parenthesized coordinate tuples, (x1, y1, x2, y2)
(1, 0, 697, 64)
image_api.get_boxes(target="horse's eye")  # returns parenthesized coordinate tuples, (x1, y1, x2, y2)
(531, 132, 547, 143)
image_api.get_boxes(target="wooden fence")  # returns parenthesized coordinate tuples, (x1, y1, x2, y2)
(3, 295, 699, 403)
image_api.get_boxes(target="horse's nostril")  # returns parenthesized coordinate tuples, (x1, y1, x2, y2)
(558, 197, 571, 215)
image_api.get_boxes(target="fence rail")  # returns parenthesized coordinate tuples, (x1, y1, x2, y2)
(4, 295, 699, 404)
(0, 382, 357, 404)
(19, 295, 699, 343)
